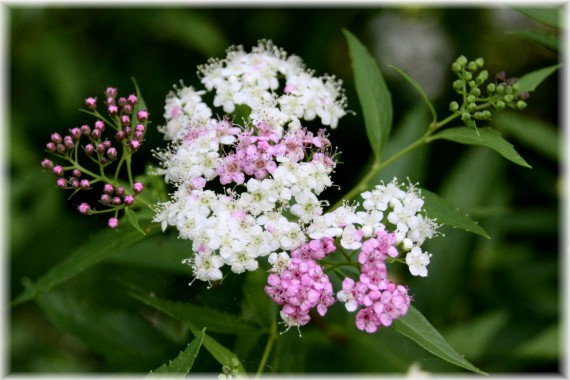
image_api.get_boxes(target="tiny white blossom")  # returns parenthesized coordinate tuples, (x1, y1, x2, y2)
(406, 247, 432, 277)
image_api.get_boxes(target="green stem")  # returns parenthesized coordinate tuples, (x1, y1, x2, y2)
(256, 317, 278, 378)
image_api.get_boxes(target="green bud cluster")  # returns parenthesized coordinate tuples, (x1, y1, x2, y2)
(448, 55, 530, 129)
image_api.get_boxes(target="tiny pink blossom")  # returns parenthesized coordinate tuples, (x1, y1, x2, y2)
(79, 179, 90, 190)
(78, 203, 91, 214)
(103, 183, 114, 194)
(137, 110, 149, 121)
(127, 94, 138, 105)
(120, 115, 131, 126)
(41, 159, 54, 170)
(105, 87, 117, 99)
(85, 97, 97, 109)
(56, 178, 66, 189)
(94, 120, 105, 131)
(133, 182, 144, 193)
(107, 217, 119, 229)
(129, 140, 141, 151)
(123, 194, 135, 206)
(53, 166, 64, 177)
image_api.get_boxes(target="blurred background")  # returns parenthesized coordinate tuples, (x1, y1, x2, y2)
(8, 5, 561, 375)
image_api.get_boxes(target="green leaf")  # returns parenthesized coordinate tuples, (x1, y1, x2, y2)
(132, 292, 246, 372)
(428, 127, 531, 168)
(388, 65, 436, 125)
(392, 306, 487, 375)
(514, 324, 559, 360)
(507, 30, 559, 52)
(343, 29, 393, 161)
(516, 64, 560, 94)
(12, 220, 160, 306)
(131, 77, 148, 129)
(130, 292, 263, 335)
(514, 7, 561, 28)
(125, 207, 146, 235)
(421, 188, 490, 239)
(149, 328, 205, 375)
(493, 113, 559, 161)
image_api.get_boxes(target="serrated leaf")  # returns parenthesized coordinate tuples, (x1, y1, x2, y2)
(507, 30, 559, 52)
(421, 188, 490, 239)
(125, 207, 146, 235)
(343, 29, 393, 161)
(149, 328, 205, 376)
(514, 7, 561, 28)
(130, 292, 263, 335)
(132, 292, 246, 373)
(392, 306, 487, 375)
(517, 64, 560, 94)
(388, 65, 436, 125)
(12, 220, 160, 306)
(428, 127, 531, 168)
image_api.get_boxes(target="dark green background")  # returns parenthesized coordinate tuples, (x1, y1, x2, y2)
(8, 6, 560, 374)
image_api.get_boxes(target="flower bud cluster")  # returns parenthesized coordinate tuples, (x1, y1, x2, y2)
(41, 86, 148, 228)
(449, 55, 529, 128)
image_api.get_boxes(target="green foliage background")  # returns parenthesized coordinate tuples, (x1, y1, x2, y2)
(8, 5, 561, 375)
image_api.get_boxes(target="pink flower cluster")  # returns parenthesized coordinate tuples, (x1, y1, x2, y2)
(217, 125, 333, 186)
(265, 238, 336, 329)
(337, 229, 411, 333)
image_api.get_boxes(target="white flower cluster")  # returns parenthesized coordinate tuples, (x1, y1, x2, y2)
(308, 178, 439, 277)
(198, 40, 347, 128)
(153, 41, 345, 283)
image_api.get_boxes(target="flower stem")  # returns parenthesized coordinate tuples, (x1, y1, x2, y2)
(256, 317, 278, 378)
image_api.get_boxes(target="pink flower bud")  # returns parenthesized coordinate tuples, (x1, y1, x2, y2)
(41, 159, 54, 170)
(56, 144, 66, 153)
(64, 136, 75, 150)
(105, 87, 117, 99)
(46, 142, 56, 153)
(115, 131, 125, 142)
(91, 129, 101, 140)
(134, 131, 144, 141)
(120, 115, 130, 126)
(85, 144, 94, 155)
(56, 178, 67, 189)
(107, 147, 117, 160)
(78, 203, 91, 214)
(70, 128, 81, 140)
(137, 110, 149, 121)
(123, 194, 135, 206)
(127, 94, 138, 105)
(96, 144, 105, 154)
(108, 217, 119, 229)
(129, 140, 141, 151)
(108, 105, 119, 116)
(102, 140, 112, 149)
(122, 104, 132, 115)
(112, 197, 122, 206)
(100, 194, 111, 205)
(72, 169, 81, 178)
(70, 178, 79, 188)
(53, 166, 64, 177)
(51, 133, 62, 144)
(94, 120, 105, 131)
(118, 97, 127, 107)
(115, 186, 125, 196)
(81, 124, 91, 135)
(103, 183, 114, 194)
(132, 182, 144, 193)
(123, 126, 132, 136)
(85, 97, 97, 109)
(99, 157, 108, 165)
(80, 179, 90, 190)
(106, 97, 116, 106)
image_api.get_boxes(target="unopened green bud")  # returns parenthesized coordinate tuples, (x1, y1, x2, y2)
(467, 61, 478, 71)
(467, 103, 477, 112)
(512, 82, 520, 91)
(453, 80, 464, 91)
(505, 85, 513, 94)
(451, 62, 462, 72)
(495, 101, 506, 110)
(463, 72, 473, 81)
(476, 70, 488, 84)
(496, 84, 505, 94)
(471, 87, 481, 97)
(487, 83, 496, 93)
(457, 55, 468, 66)
(504, 94, 514, 103)
(474, 111, 483, 120)
(467, 95, 477, 103)
(449, 101, 460, 112)
(482, 110, 492, 119)
(475, 57, 484, 67)
(469, 80, 477, 88)
(516, 100, 527, 110)
(461, 112, 471, 121)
